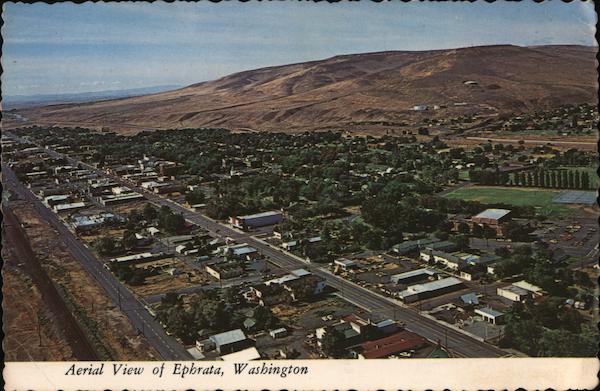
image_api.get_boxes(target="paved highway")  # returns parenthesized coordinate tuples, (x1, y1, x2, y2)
(2, 164, 192, 360)
(6, 132, 509, 358)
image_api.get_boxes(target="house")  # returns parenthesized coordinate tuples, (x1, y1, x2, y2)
(460, 292, 479, 306)
(397, 277, 465, 303)
(475, 307, 505, 325)
(334, 258, 357, 270)
(390, 268, 437, 285)
(209, 329, 254, 354)
(420, 250, 463, 270)
(228, 244, 260, 260)
(497, 285, 530, 303)
(229, 211, 283, 230)
(355, 330, 429, 359)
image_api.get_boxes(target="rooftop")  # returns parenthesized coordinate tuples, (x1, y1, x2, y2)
(390, 268, 437, 281)
(220, 346, 260, 361)
(237, 211, 282, 219)
(475, 307, 505, 318)
(473, 208, 511, 221)
(398, 277, 463, 299)
(210, 329, 247, 347)
(359, 331, 428, 359)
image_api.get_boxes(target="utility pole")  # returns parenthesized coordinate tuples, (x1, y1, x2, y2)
(37, 313, 43, 347)
(117, 286, 122, 310)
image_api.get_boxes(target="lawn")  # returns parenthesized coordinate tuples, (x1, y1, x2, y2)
(444, 186, 571, 217)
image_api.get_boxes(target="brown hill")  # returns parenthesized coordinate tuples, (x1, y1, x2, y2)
(15, 44, 598, 133)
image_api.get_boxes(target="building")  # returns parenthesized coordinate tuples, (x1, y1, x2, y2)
(497, 285, 530, 303)
(110, 252, 166, 265)
(220, 346, 261, 361)
(475, 307, 505, 325)
(269, 328, 288, 339)
(390, 268, 437, 285)
(98, 192, 144, 206)
(472, 209, 511, 226)
(334, 258, 357, 270)
(53, 202, 87, 213)
(70, 212, 118, 233)
(512, 280, 546, 298)
(355, 330, 429, 359)
(205, 261, 244, 280)
(209, 329, 253, 355)
(397, 277, 465, 303)
(251, 269, 325, 305)
(392, 238, 441, 255)
(229, 211, 283, 230)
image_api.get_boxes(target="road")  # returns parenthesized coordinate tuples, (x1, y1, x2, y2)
(466, 136, 596, 147)
(2, 164, 192, 361)
(6, 131, 509, 358)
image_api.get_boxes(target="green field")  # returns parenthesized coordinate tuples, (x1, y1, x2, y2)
(444, 186, 570, 217)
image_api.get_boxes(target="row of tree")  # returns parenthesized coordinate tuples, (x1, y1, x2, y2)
(469, 168, 594, 190)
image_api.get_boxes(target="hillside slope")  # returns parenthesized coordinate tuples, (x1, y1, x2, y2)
(15, 45, 598, 133)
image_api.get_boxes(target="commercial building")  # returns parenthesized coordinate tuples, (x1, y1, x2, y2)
(53, 202, 87, 213)
(390, 268, 438, 285)
(356, 330, 428, 359)
(229, 211, 283, 230)
(397, 277, 465, 303)
(475, 308, 505, 325)
(205, 261, 244, 280)
(70, 212, 118, 233)
(497, 285, 530, 303)
(209, 329, 254, 355)
(110, 252, 167, 265)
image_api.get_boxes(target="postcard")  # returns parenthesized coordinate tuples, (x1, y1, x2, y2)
(2, 1, 598, 390)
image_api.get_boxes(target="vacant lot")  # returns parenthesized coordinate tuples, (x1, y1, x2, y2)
(444, 186, 569, 217)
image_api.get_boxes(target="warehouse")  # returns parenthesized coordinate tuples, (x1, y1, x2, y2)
(397, 277, 465, 303)
(229, 211, 283, 230)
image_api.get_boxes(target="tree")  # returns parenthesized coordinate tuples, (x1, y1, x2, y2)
(561, 170, 569, 189)
(321, 327, 345, 358)
(538, 328, 597, 357)
(143, 203, 157, 221)
(574, 170, 581, 189)
(95, 236, 116, 255)
(471, 223, 484, 238)
(122, 230, 138, 251)
(538, 170, 546, 187)
(457, 222, 471, 235)
(568, 171, 575, 188)
(254, 306, 278, 330)
(500, 319, 542, 356)
(451, 234, 470, 251)
(185, 189, 206, 205)
(549, 171, 556, 188)
(580, 171, 590, 190)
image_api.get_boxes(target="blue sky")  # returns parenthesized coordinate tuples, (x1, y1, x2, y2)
(2, 1, 596, 96)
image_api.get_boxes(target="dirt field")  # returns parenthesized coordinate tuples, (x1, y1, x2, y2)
(9, 200, 158, 360)
(130, 258, 209, 297)
(3, 255, 75, 361)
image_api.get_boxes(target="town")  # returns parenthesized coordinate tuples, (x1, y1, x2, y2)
(2, 103, 597, 361)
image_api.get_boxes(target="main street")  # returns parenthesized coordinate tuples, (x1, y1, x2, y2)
(2, 164, 192, 361)
(6, 132, 509, 357)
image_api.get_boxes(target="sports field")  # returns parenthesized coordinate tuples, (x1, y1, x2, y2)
(444, 186, 570, 217)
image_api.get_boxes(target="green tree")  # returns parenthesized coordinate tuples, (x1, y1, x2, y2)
(321, 327, 346, 358)
(122, 230, 138, 250)
(143, 203, 157, 221)
(95, 236, 116, 255)
(185, 189, 206, 205)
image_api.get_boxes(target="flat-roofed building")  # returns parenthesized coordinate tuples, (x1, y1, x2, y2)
(475, 307, 505, 325)
(397, 277, 465, 303)
(229, 211, 283, 230)
(497, 285, 529, 302)
(390, 268, 437, 285)
(209, 329, 253, 354)
(472, 208, 511, 225)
